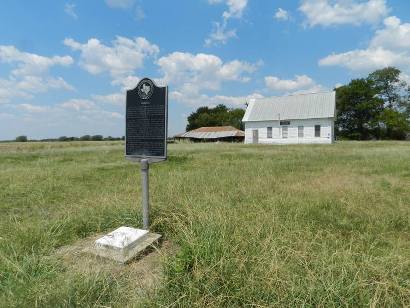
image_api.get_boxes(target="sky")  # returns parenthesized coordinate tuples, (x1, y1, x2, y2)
(1, 0, 410, 140)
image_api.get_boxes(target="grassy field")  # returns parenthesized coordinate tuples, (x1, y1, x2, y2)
(0, 141, 409, 307)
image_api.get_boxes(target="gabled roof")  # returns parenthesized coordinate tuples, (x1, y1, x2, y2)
(177, 126, 244, 139)
(242, 91, 336, 122)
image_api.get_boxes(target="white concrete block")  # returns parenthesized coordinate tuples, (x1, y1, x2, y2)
(90, 226, 161, 263)
(95, 227, 148, 250)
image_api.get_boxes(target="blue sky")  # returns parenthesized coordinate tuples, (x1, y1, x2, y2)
(1, 0, 410, 139)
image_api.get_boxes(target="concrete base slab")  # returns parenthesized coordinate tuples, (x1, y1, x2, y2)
(85, 226, 162, 263)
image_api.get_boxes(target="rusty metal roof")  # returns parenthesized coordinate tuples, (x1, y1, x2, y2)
(243, 91, 336, 122)
(177, 126, 245, 139)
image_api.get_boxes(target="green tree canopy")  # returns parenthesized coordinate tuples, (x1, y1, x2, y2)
(79, 135, 91, 141)
(336, 67, 410, 140)
(336, 79, 384, 140)
(15, 135, 28, 142)
(186, 104, 245, 131)
(91, 135, 104, 141)
(368, 67, 406, 109)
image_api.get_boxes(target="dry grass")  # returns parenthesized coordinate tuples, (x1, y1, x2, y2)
(0, 141, 409, 307)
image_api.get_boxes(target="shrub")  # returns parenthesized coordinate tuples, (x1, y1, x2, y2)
(91, 135, 103, 141)
(15, 135, 28, 142)
(79, 135, 91, 141)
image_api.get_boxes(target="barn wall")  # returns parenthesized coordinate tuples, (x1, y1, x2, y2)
(244, 118, 334, 144)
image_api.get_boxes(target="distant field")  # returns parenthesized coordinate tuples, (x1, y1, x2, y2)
(0, 141, 409, 307)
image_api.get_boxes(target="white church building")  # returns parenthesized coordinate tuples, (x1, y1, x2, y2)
(243, 92, 336, 144)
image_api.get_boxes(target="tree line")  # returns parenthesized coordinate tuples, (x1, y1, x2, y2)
(14, 135, 125, 142)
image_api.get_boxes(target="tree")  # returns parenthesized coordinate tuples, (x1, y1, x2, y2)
(368, 67, 404, 109)
(336, 67, 410, 140)
(91, 135, 103, 141)
(379, 109, 409, 140)
(336, 79, 384, 140)
(367, 67, 410, 139)
(79, 135, 91, 141)
(186, 104, 245, 131)
(15, 135, 28, 142)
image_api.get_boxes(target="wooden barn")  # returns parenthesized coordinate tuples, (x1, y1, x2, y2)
(242, 92, 336, 144)
(175, 126, 245, 142)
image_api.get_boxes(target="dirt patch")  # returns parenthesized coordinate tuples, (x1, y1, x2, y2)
(54, 233, 177, 298)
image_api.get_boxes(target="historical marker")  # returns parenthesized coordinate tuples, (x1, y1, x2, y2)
(126, 78, 168, 162)
(91, 78, 167, 263)
(126, 77, 168, 230)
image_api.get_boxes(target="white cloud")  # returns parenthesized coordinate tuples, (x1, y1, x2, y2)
(205, 22, 237, 46)
(64, 3, 78, 19)
(290, 84, 328, 95)
(157, 51, 259, 107)
(264, 74, 328, 95)
(218, 59, 258, 82)
(46, 77, 75, 91)
(0, 76, 74, 104)
(299, 0, 389, 27)
(0, 45, 74, 104)
(105, 0, 135, 9)
(209, 0, 248, 20)
(0, 79, 29, 103)
(274, 8, 289, 21)
(60, 99, 96, 111)
(370, 16, 410, 50)
(17, 76, 74, 93)
(0, 45, 73, 76)
(92, 93, 124, 106)
(319, 16, 410, 72)
(64, 36, 159, 78)
(59, 96, 124, 118)
(157, 52, 258, 92)
(319, 47, 410, 71)
(265, 75, 315, 91)
(0, 45, 74, 103)
(111, 75, 141, 90)
(170, 91, 263, 108)
(206, 0, 248, 46)
(18, 103, 49, 113)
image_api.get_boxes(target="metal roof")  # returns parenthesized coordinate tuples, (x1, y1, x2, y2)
(178, 126, 245, 139)
(242, 91, 336, 122)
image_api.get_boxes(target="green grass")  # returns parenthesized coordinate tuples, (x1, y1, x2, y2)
(0, 141, 409, 307)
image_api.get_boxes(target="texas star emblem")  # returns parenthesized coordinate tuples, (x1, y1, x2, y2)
(141, 84, 151, 96)
(137, 79, 154, 100)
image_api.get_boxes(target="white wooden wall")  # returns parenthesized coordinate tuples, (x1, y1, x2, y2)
(244, 118, 334, 144)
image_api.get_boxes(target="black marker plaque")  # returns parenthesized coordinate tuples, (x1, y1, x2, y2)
(126, 78, 168, 162)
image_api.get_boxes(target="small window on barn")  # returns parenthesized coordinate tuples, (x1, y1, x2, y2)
(298, 126, 304, 138)
(315, 125, 321, 137)
(282, 126, 288, 139)
(280, 120, 290, 126)
(267, 127, 272, 138)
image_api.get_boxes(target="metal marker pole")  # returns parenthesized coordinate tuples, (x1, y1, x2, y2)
(140, 159, 150, 230)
